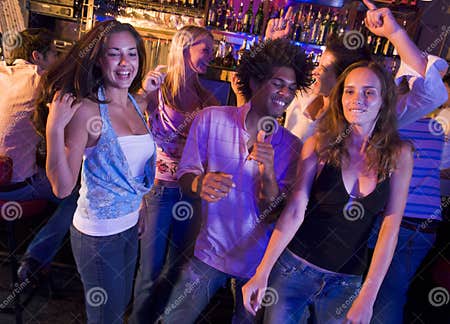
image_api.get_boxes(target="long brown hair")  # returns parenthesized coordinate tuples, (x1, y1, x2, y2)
(316, 61, 403, 179)
(33, 20, 146, 140)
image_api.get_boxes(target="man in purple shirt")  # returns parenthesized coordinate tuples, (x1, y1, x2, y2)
(162, 38, 313, 323)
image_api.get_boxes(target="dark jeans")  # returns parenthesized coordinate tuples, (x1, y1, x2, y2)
(264, 249, 362, 324)
(368, 217, 436, 324)
(24, 190, 78, 265)
(70, 224, 138, 324)
(130, 185, 201, 324)
(0, 170, 79, 266)
(163, 257, 254, 324)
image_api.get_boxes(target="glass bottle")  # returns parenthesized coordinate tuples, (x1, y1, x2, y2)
(235, 2, 245, 32)
(208, 0, 218, 27)
(310, 10, 321, 44)
(317, 9, 330, 45)
(243, 0, 254, 34)
(253, 1, 264, 35)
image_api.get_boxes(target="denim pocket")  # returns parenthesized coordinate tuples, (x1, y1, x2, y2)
(276, 251, 299, 276)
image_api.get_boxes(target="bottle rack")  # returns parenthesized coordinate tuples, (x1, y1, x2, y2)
(100, 0, 423, 76)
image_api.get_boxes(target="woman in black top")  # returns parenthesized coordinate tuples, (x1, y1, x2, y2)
(242, 60, 413, 324)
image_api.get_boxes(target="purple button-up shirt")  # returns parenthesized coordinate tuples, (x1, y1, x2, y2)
(177, 103, 302, 278)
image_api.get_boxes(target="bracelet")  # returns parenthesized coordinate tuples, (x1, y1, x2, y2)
(191, 174, 203, 194)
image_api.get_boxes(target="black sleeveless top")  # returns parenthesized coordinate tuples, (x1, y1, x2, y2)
(287, 163, 390, 275)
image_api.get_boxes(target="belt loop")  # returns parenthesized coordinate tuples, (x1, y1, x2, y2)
(178, 187, 183, 200)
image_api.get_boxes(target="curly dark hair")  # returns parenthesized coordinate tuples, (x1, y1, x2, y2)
(236, 38, 314, 102)
(316, 60, 404, 180)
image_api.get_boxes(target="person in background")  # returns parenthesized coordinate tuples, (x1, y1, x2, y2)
(38, 20, 156, 323)
(130, 25, 219, 324)
(163, 37, 313, 323)
(0, 28, 77, 285)
(242, 60, 413, 324)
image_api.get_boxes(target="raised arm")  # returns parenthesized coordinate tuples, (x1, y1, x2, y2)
(134, 65, 166, 115)
(241, 136, 318, 315)
(363, 0, 448, 123)
(345, 143, 413, 324)
(363, 0, 426, 76)
(264, 6, 294, 40)
(46, 93, 87, 198)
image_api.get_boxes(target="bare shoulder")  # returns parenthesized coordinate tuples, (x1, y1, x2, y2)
(66, 98, 100, 146)
(302, 135, 318, 154)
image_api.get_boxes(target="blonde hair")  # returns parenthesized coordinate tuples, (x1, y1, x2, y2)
(162, 26, 213, 106)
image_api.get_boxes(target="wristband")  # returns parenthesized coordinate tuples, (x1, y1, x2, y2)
(191, 175, 202, 194)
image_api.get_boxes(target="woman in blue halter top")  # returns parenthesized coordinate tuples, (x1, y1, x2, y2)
(242, 61, 414, 323)
(41, 20, 156, 323)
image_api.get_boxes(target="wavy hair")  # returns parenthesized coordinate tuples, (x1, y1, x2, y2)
(33, 20, 146, 140)
(315, 61, 403, 179)
(162, 25, 214, 107)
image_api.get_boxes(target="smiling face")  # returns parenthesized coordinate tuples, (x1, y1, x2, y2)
(98, 31, 139, 89)
(312, 50, 337, 97)
(185, 35, 214, 75)
(342, 67, 382, 128)
(250, 66, 297, 117)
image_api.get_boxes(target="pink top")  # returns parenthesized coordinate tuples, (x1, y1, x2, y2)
(0, 60, 40, 183)
(177, 103, 302, 278)
(149, 90, 203, 182)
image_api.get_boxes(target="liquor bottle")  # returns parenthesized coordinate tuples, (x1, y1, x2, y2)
(383, 39, 394, 56)
(291, 9, 303, 42)
(224, 4, 235, 31)
(187, 0, 195, 8)
(208, 0, 218, 27)
(234, 2, 245, 32)
(300, 5, 313, 43)
(328, 11, 339, 37)
(217, 0, 227, 28)
(310, 10, 321, 44)
(338, 10, 349, 38)
(237, 38, 248, 64)
(214, 36, 227, 66)
(317, 9, 330, 45)
(243, 0, 254, 34)
(372, 36, 383, 55)
(223, 43, 237, 68)
(253, 1, 264, 35)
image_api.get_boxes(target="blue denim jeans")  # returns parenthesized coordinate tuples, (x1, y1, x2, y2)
(0, 169, 60, 202)
(70, 224, 138, 324)
(264, 249, 362, 324)
(24, 190, 78, 265)
(163, 257, 254, 324)
(130, 185, 201, 324)
(0, 169, 79, 266)
(368, 217, 436, 324)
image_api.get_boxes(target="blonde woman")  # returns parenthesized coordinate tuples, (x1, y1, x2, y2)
(130, 25, 218, 323)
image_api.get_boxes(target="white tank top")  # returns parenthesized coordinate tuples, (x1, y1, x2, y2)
(73, 134, 154, 236)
